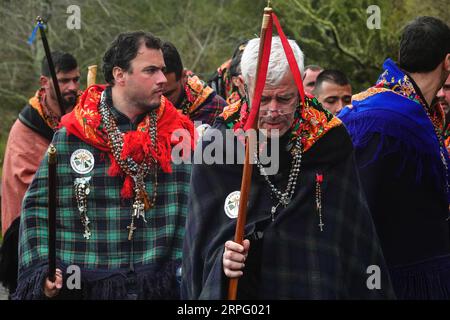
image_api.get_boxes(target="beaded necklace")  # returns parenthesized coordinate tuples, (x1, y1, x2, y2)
(98, 92, 158, 240)
(255, 136, 303, 221)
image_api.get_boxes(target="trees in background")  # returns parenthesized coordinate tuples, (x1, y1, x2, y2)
(277, 0, 449, 91)
(0, 0, 447, 168)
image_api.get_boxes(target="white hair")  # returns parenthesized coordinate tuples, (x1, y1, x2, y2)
(240, 36, 305, 93)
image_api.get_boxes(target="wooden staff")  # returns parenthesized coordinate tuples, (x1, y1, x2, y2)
(47, 144, 57, 282)
(36, 16, 66, 117)
(228, 3, 273, 300)
(87, 65, 97, 87)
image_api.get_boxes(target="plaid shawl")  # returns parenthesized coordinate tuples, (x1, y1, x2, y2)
(13, 97, 192, 299)
(182, 115, 396, 299)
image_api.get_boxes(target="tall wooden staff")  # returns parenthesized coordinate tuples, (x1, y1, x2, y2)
(47, 144, 57, 282)
(29, 16, 65, 281)
(228, 2, 273, 300)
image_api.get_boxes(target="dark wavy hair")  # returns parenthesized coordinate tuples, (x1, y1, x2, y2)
(102, 31, 162, 85)
(162, 41, 183, 81)
(41, 51, 78, 76)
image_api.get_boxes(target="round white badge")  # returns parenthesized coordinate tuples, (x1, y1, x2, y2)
(70, 149, 95, 174)
(224, 191, 241, 219)
(196, 123, 211, 143)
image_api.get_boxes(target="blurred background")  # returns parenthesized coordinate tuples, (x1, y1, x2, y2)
(0, 0, 448, 174)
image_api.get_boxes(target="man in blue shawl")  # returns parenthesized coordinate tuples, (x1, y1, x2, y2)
(339, 16, 450, 299)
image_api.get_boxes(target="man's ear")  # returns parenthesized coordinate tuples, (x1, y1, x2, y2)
(40, 75, 50, 88)
(112, 66, 125, 86)
(445, 53, 450, 72)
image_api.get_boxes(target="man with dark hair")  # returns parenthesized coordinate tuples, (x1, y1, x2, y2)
(313, 69, 352, 115)
(0, 51, 80, 297)
(13, 31, 194, 300)
(339, 16, 450, 299)
(227, 40, 248, 104)
(40, 52, 79, 109)
(303, 64, 323, 95)
(162, 41, 226, 126)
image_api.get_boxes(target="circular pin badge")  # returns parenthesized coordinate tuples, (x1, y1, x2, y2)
(70, 149, 95, 174)
(224, 191, 240, 219)
(196, 123, 211, 143)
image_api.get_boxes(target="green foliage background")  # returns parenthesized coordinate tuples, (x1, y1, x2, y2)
(0, 0, 448, 175)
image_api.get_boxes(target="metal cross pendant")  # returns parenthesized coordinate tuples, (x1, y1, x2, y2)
(318, 221, 324, 232)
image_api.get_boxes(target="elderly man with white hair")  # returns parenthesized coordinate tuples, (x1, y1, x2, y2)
(181, 37, 395, 299)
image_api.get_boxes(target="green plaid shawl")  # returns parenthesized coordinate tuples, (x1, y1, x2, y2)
(14, 127, 191, 299)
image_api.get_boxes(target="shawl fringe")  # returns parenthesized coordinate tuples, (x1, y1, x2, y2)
(13, 260, 180, 300)
(343, 109, 445, 189)
(12, 262, 48, 300)
(390, 254, 450, 299)
(83, 260, 179, 300)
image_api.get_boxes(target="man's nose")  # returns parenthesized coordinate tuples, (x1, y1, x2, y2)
(156, 70, 167, 85)
(67, 79, 79, 91)
(266, 108, 282, 118)
(265, 97, 282, 112)
(336, 100, 346, 113)
(437, 87, 444, 98)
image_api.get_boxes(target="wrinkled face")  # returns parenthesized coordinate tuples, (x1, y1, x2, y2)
(257, 72, 298, 138)
(162, 71, 184, 106)
(303, 69, 322, 95)
(316, 81, 352, 115)
(43, 69, 80, 111)
(437, 75, 450, 114)
(123, 45, 167, 111)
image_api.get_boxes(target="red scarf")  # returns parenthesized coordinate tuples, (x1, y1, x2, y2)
(61, 84, 195, 198)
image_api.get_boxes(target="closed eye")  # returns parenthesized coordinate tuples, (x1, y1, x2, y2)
(143, 66, 165, 74)
(277, 96, 293, 103)
(325, 97, 338, 104)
